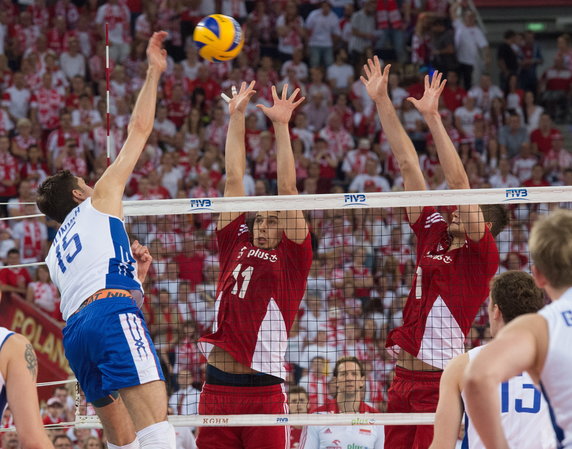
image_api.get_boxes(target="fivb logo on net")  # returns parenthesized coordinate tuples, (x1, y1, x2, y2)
(189, 198, 214, 211)
(504, 188, 529, 202)
(344, 194, 368, 207)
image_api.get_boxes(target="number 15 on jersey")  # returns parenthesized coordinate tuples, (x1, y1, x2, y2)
(55, 232, 83, 273)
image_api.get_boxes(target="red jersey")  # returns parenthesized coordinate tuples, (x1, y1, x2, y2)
(386, 207, 498, 369)
(290, 427, 303, 449)
(530, 128, 562, 156)
(199, 214, 312, 379)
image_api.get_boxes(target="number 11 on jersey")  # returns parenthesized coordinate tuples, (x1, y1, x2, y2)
(231, 264, 254, 299)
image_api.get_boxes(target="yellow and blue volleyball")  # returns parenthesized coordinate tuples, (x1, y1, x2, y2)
(193, 14, 244, 63)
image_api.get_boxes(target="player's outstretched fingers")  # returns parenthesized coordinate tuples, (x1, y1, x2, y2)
(281, 84, 288, 100)
(383, 64, 391, 78)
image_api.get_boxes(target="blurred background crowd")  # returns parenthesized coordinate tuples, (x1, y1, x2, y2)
(0, 0, 571, 447)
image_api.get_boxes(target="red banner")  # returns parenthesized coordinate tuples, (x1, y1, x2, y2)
(0, 296, 72, 401)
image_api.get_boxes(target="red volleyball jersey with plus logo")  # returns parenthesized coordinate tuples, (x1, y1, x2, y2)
(199, 214, 313, 379)
(386, 206, 499, 369)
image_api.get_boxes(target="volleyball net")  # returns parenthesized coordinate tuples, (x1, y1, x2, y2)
(2, 186, 571, 432)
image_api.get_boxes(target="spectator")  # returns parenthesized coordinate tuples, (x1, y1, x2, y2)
(468, 73, 503, 114)
(519, 31, 543, 93)
(348, 0, 376, 69)
(376, 0, 407, 63)
(489, 158, 520, 188)
(303, 91, 330, 132)
(0, 135, 20, 209)
(497, 30, 519, 91)
(539, 53, 572, 123)
(523, 163, 550, 188)
(442, 70, 467, 112)
(276, 1, 306, 63)
(2, 71, 32, 122)
(521, 91, 544, 135)
(498, 113, 528, 158)
(52, 435, 73, 449)
(95, 0, 131, 62)
(452, 8, 490, 88)
(454, 94, 482, 138)
(59, 36, 86, 80)
(12, 204, 48, 265)
(327, 48, 354, 94)
(31, 72, 64, 134)
(42, 397, 64, 427)
(305, 1, 340, 68)
(530, 113, 562, 157)
(288, 386, 309, 449)
(430, 17, 457, 75)
(512, 142, 538, 183)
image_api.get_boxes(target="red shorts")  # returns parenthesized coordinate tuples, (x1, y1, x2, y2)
(196, 383, 289, 449)
(384, 366, 442, 449)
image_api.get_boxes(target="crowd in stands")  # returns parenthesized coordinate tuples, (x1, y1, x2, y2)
(0, 0, 571, 447)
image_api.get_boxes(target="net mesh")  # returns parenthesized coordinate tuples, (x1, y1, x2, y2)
(67, 186, 571, 429)
(1, 187, 566, 434)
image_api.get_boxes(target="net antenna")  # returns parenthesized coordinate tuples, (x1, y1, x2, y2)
(105, 22, 112, 167)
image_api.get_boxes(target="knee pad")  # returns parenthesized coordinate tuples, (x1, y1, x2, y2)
(137, 421, 176, 449)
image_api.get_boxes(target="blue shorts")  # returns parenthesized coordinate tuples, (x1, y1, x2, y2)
(63, 296, 164, 404)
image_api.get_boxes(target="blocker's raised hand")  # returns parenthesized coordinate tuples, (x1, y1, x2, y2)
(360, 56, 392, 103)
(407, 71, 447, 116)
(228, 80, 257, 116)
(257, 84, 305, 124)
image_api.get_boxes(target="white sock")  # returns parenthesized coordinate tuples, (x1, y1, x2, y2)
(107, 438, 140, 449)
(136, 421, 176, 449)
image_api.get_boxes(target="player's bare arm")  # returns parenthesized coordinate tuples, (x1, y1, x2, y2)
(463, 314, 548, 449)
(429, 353, 467, 449)
(92, 31, 168, 218)
(217, 80, 257, 230)
(257, 84, 308, 243)
(408, 71, 486, 241)
(360, 56, 425, 223)
(4, 334, 55, 449)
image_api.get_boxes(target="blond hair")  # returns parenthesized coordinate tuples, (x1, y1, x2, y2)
(529, 209, 572, 289)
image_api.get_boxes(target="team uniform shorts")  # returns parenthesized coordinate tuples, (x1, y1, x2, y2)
(197, 383, 289, 449)
(63, 296, 164, 404)
(385, 366, 442, 449)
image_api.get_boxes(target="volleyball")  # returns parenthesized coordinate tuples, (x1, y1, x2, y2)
(193, 14, 244, 63)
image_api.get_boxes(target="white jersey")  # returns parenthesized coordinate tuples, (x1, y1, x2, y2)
(539, 288, 572, 449)
(299, 402, 384, 449)
(462, 346, 556, 449)
(0, 327, 15, 416)
(46, 198, 143, 321)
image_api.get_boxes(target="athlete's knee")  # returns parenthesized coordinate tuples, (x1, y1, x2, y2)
(136, 421, 176, 449)
(107, 438, 140, 449)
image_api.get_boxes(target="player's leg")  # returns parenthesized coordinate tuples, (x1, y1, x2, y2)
(384, 367, 416, 449)
(120, 380, 177, 449)
(63, 310, 138, 447)
(80, 298, 175, 448)
(93, 394, 139, 448)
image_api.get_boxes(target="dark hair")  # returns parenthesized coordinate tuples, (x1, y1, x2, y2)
(333, 356, 365, 378)
(7, 248, 20, 257)
(490, 271, 544, 323)
(288, 386, 309, 398)
(37, 170, 80, 224)
(53, 434, 73, 445)
(480, 204, 509, 237)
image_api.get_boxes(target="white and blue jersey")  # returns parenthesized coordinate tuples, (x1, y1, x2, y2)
(462, 346, 556, 449)
(0, 327, 15, 416)
(539, 288, 572, 449)
(47, 198, 163, 404)
(46, 198, 143, 321)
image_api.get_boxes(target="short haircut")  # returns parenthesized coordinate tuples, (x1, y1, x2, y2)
(53, 434, 72, 444)
(37, 170, 80, 224)
(333, 356, 365, 378)
(6, 248, 19, 257)
(288, 386, 309, 398)
(480, 204, 509, 237)
(529, 209, 572, 289)
(490, 271, 544, 324)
